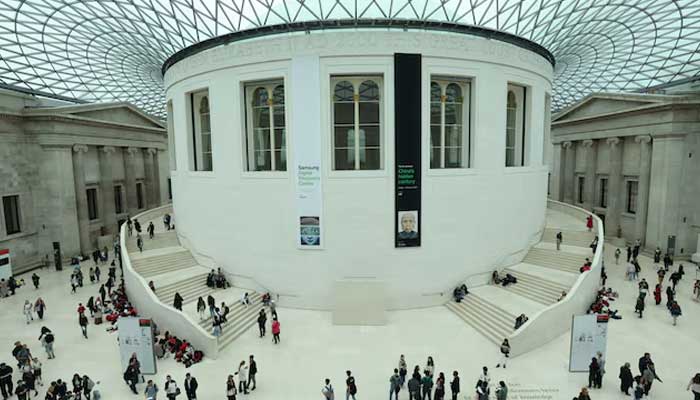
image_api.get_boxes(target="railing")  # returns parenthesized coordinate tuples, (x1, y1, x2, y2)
(507, 199, 604, 357)
(120, 204, 220, 359)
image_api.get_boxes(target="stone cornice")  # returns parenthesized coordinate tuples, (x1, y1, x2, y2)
(552, 101, 700, 127)
(19, 113, 165, 135)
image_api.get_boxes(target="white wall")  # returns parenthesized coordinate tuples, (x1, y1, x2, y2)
(165, 30, 553, 309)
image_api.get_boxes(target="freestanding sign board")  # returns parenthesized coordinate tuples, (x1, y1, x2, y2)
(118, 317, 156, 374)
(569, 314, 609, 372)
(0, 249, 11, 280)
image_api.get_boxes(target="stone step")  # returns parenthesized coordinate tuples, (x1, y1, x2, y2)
(445, 297, 514, 345)
(200, 293, 263, 329)
(503, 269, 570, 293)
(498, 282, 558, 306)
(157, 273, 209, 295)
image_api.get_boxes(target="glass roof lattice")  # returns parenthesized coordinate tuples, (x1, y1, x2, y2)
(1, 0, 699, 118)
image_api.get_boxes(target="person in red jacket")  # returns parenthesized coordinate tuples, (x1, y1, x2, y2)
(77, 303, 85, 315)
(586, 215, 593, 231)
(271, 318, 280, 344)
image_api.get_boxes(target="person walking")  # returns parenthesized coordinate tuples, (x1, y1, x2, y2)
(95, 266, 101, 282)
(39, 326, 55, 359)
(82, 375, 95, 400)
(641, 363, 662, 396)
(556, 232, 562, 250)
(389, 369, 401, 400)
(31, 273, 40, 289)
(71, 373, 83, 400)
(425, 357, 435, 377)
(14, 380, 28, 400)
(225, 375, 237, 400)
(0, 363, 12, 400)
(345, 371, 357, 400)
(635, 295, 645, 318)
(588, 357, 600, 388)
(434, 372, 445, 400)
(164, 376, 179, 400)
(666, 286, 675, 310)
(271, 317, 280, 344)
(173, 293, 183, 311)
(654, 284, 662, 305)
(23, 300, 34, 324)
(184, 373, 197, 400)
(322, 378, 334, 400)
(257, 309, 267, 338)
(408, 374, 421, 400)
(614, 248, 621, 265)
(687, 373, 700, 400)
(449, 371, 459, 400)
(235, 361, 248, 395)
(619, 363, 633, 395)
(669, 300, 682, 325)
(31, 358, 42, 387)
(398, 355, 407, 387)
(144, 379, 158, 400)
(137, 235, 144, 252)
(196, 297, 205, 320)
(207, 295, 216, 318)
(147, 222, 155, 239)
(627, 246, 632, 263)
(495, 381, 508, 400)
(586, 215, 593, 231)
(34, 298, 46, 320)
(248, 355, 257, 391)
(596, 351, 606, 388)
(421, 370, 433, 400)
(496, 339, 510, 368)
(79, 312, 89, 339)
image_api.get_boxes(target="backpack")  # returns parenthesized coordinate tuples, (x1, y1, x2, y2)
(45, 334, 54, 344)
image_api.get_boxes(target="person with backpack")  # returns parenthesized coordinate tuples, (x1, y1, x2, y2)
(257, 309, 267, 337)
(495, 381, 508, 400)
(14, 380, 28, 400)
(82, 375, 95, 399)
(31, 273, 40, 289)
(38, 326, 55, 358)
(248, 355, 258, 391)
(79, 313, 89, 339)
(389, 369, 401, 400)
(226, 375, 237, 400)
(322, 378, 334, 400)
(164, 375, 179, 400)
(421, 370, 433, 400)
(669, 300, 682, 325)
(173, 293, 183, 311)
(346, 371, 357, 400)
(496, 339, 510, 368)
(144, 380, 158, 400)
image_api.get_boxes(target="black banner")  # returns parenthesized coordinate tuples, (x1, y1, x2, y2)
(394, 53, 422, 248)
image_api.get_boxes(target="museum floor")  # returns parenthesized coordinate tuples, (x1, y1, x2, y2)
(1, 239, 697, 399)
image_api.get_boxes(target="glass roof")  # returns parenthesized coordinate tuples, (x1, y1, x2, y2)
(1, 0, 699, 117)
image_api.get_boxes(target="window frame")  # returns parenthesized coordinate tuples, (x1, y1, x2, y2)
(114, 184, 125, 214)
(576, 175, 585, 204)
(505, 83, 528, 167)
(626, 180, 639, 214)
(86, 187, 99, 221)
(330, 75, 384, 171)
(598, 177, 608, 208)
(2, 194, 22, 235)
(166, 100, 177, 171)
(187, 89, 213, 172)
(429, 77, 472, 169)
(243, 79, 288, 172)
(136, 182, 145, 210)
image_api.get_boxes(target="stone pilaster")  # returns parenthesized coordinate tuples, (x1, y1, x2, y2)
(635, 135, 652, 246)
(606, 137, 622, 237)
(582, 139, 597, 210)
(152, 149, 162, 206)
(562, 141, 576, 204)
(123, 147, 139, 215)
(72, 144, 90, 254)
(143, 148, 157, 208)
(550, 143, 563, 200)
(99, 146, 117, 235)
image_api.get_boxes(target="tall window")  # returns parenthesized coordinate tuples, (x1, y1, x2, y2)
(86, 188, 99, 220)
(430, 78, 471, 168)
(136, 183, 144, 210)
(577, 176, 585, 204)
(245, 81, 286, 171)
(167, 101, 177, 171)
(332, 77, 382, 170)
(114, 185, 123, 214)
(2, 195, 21, 234)
(627, 180, 638, 214)
(189, 90, 212, 171)
(599, 178, 608, 208)
(505, 84, 527, 167)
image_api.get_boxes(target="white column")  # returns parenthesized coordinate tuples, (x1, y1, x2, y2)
(99, 146, 117, 235)
(123, 147, 139, 215)
(550, 142, 563, 200)
(582, 139, 597, 211)
(606, 137, 622, 238)
(143, 148, 157, 208)
(562, 141, 576, 204)
(72, 144, 90, 254)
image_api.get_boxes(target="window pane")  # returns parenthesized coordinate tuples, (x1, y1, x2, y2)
(430, 146, 441, 169)
(430, 125, 441, 149)
(334, 127, 353, 148)
(360, 126, 380, 147)
(445, 103, 462, 125)
(360, 148, 380, 170)
(333, 81, 354, 102)
(136, 184, 143, 209)
(273, 85, 285, 105)
(506, 128, 515, 147)
(359, 102, 379, 124)
(200, 113, 210, 133)
(254, 151, 271, 171)
(87, 189, 98, 220)
(430, 82, 441, 102)
(199, 96, 210, 114)
(430, 103, 440, 124)
(445, 125, 462, 147)
(274, 151, 287, 171)
(274, 129, 285, 150)
(255, 107, 270, 128)
(505, 149, 515, 167)
(203, 153, 213, 171)
(254, 129, 271, 151)
(253, 88, 268, 106)
(334, 148, 354, 170)
(273, 105, 285, 127)
(114, 186, 123, 214)
(2, 195, 20, 234)
(333, 103, 354, 125)
(445, 147, 462, 168)
(359, 80, 379, 101)
(445, 84, 462, 102)
(201, 134, 212, 152)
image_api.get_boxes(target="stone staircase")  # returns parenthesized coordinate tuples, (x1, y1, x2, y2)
(126, 230, 179, 252)
(523, 248, 589, 274)
(499, 268, 570, 305)
(155, 272, 213, 305)
(541, 228, 595, 247)
(131, 249, 198, 278)
(445, 294, 516, 345)
(198, 292, 263, 350)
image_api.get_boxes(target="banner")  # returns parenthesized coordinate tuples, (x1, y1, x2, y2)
(118, 317, 156, 374)
(569, 314, 608, 372)
(292, 55, 323, 248)
(0, 249, 11, 280)
(394, 53, 422, 247)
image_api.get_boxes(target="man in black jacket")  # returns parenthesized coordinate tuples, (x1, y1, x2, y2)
(248, 355, 258, 391)
(450, 371, 460, 400)
(184, 373, 198, 400)
(0, 362, 13, 400)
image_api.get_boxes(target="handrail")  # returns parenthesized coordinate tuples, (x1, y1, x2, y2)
(507, 199, 604, 357)
(120, 204, 220, 358)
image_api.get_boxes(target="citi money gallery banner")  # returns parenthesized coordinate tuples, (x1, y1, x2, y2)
(293, 56, 323, 248)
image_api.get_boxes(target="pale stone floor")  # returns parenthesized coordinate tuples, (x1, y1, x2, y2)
(1, 244, 698, 400)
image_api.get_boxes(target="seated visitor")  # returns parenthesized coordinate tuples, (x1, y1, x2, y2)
(514, 314, 528, 329)
(558, 291, 567, 301)
(501, 274, 517, 287)
(262, 292, 272, 306)
(491, 270, 501, 285)
(453, 286, 465, 302)
(206, 270, 216, 288)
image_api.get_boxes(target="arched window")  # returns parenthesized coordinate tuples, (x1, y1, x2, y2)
(245, 82, 286, 171)
(332, 77, 383, 170)
(505, 84, 527, 167)
(187, 89, 213, 171)
(199, 96, 212, 171)
(430, 78, 470, 169)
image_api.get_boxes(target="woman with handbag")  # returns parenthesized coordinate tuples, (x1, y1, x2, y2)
(226, 375, 237, 400)
(496, 339, 510, 368)
(164, 376, 180, 400)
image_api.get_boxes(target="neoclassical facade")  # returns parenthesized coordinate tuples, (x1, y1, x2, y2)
(0, 88, 169, 273)
(549, 92, 700, 257)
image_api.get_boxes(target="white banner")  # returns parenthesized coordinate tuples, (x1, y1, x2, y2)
(569, 314, 608, 372)
(0, 249, 11, 280)
(292, 55, 323, 248)
(118, 317, 156, 374)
